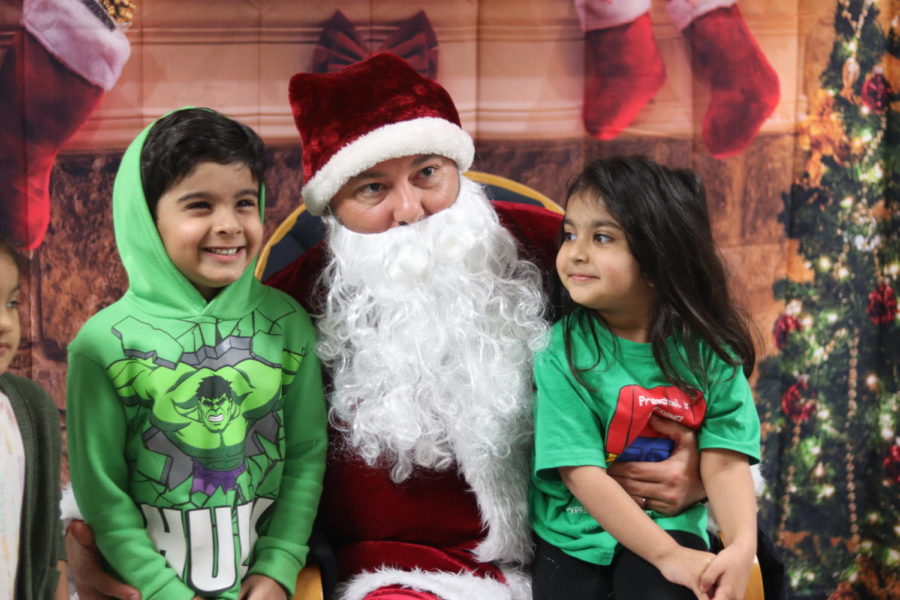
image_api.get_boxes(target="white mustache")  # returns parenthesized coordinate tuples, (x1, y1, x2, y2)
(331, 202, 479, 294)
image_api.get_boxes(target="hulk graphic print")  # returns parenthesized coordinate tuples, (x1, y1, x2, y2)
(67, 302, 326, 597)
(107, 314, 303, 509)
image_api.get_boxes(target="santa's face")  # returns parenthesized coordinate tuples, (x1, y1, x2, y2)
(329, 154, 460, 233)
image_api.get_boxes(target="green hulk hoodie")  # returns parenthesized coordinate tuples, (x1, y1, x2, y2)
(67, 111, 327, 600)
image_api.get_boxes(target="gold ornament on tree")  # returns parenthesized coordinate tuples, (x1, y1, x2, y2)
(799, 91, 852, 185)
(841, 55, 860, 100)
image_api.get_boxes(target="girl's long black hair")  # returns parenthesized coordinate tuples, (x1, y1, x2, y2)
(560, 156, 757, 391)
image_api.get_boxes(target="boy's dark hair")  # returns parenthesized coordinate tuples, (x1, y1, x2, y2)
(561, 155, 757, 392)
(140, 108, 266, 217)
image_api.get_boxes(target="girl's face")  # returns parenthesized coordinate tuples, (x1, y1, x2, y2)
(557, 193, 657, 340)
(0, 253, 21, 375)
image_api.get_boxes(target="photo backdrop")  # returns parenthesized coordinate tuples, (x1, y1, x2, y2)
(1, 1, 896, 598)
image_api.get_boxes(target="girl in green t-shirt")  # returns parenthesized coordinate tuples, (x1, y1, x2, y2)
(530, 156, 760, 600)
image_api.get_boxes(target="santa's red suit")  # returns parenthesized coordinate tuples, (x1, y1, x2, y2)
(268, 199, 562, 600)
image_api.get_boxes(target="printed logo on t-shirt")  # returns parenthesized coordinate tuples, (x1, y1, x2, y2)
(606, 385, 706, 462)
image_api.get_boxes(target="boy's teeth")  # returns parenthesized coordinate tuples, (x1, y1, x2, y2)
(208, 248, 239, 255)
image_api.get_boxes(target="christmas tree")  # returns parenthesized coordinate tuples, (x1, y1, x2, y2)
(755, 0, 899, 598)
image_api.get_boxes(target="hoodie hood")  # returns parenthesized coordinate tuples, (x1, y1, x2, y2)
(112, 108, 266, 320)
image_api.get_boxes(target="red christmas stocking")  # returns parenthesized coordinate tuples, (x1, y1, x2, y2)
(684, 5, 779, 158)
(0, 30, 103, 250)
(582, 12, 666, 140)
(0, 0, 130, 250)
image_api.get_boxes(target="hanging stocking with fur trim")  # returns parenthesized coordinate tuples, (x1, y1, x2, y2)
(576, 0, 666, 140)
(673, 1, 779, 157)
(0, 30, 101, 250)
(0, 0, 129, 250)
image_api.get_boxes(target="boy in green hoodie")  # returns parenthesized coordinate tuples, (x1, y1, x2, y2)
(66, 108, 327, 600)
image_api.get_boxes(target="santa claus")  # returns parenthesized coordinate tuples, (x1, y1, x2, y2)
(275, 53, 550, 599)
(66, 53, 705, 600)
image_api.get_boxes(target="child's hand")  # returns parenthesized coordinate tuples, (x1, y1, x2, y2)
(607, 416, 706, 515)
(65, 520, 141, 600)
(240, 574, 288, 600)
(656, 547, 717, 600)
(700, 544, 755, 600)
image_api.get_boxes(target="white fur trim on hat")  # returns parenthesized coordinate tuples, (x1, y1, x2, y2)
(23, 0, 131, 90)
(666, 0, 737, 31)
(301, 116, 475, 216)
(337, 566, 530, 600)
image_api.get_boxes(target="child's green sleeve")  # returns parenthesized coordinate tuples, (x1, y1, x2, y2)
(246, 310, 328, 596)
(67, 349, 196, 600)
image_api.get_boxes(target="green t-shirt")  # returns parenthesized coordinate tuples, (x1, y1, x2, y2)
(529, 311, 760, 565)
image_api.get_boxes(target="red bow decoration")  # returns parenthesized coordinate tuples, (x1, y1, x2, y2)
(312, 10, 438, 80)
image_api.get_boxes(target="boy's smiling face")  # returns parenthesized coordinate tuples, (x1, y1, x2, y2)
(154, 161, 263, 300)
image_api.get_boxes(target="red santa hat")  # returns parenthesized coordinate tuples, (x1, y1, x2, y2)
(289, 53, 475, 216)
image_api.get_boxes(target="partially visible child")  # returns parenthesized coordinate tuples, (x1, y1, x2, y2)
(66, 108, 327, 600)
(529, 156, 761, 600)
(0, 235, 68, 599)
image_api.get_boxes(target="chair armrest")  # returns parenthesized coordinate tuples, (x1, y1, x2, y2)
(291, 565, 323, 600)
(746, 556, 765, 600)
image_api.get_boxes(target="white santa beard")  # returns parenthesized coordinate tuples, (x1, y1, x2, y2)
(317, 176, 548, 484)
